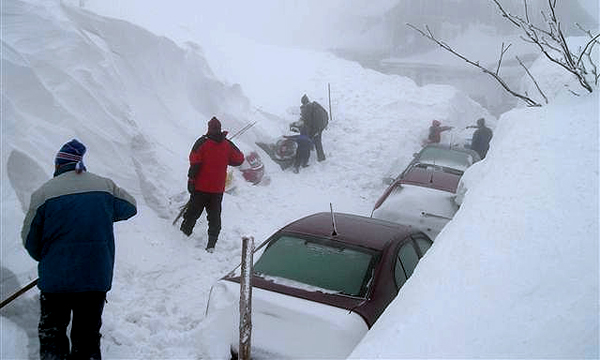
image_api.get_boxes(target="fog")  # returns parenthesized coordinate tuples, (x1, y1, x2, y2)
(79, 0, 598, 54)
(79, 0, 398, 51)
(76, 0, 597, 117)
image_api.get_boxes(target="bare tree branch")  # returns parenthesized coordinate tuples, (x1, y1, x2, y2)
(497, 42, 512, 75)
(406, 23, 542, 107)
(587, 53, 599, 85)
(405, 1, 598, 108)
(517, 55, 548, 104)
(493, 0, 520, 27)
(493, 0, 594, 93)
(574, 23, 600, 85)
(577, 34, 600, 61)
(575, 24, 600, 65)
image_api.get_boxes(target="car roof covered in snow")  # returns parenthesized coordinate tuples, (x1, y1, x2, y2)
(407, 144, 481, 175)
(400, 165, 461, 193)
(373, 166, 461, 212)
(279, 212, 414, 251)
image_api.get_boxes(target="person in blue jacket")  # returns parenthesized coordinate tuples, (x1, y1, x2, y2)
(284, 124, 314, 173)
(21, 139, 137, 360)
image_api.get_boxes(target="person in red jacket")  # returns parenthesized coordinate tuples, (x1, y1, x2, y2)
(180, 117, 244, 252)
(426, 119, 453, 144)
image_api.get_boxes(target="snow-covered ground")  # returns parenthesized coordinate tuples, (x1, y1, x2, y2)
(1, 1, 598, 359)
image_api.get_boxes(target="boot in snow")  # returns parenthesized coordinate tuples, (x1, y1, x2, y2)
(206, 235, 218, 252)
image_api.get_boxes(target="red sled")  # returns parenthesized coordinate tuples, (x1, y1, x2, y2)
(240, 151, 266, 185)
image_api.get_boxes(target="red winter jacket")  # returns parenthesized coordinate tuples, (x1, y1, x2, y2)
(188, 132, 244, 193)
(428, 124, 452, 144)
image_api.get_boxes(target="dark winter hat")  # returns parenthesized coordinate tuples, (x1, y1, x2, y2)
(208, 116, 221, 135)
(55, 139, 86, 173)
(477, 117, 485, 126)
(301, 94, 309, 105)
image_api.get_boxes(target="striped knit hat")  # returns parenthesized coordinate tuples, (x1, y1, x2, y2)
(55, 139, 86, 173)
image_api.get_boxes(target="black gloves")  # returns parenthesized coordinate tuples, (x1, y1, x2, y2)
(187, 180, 195, 194)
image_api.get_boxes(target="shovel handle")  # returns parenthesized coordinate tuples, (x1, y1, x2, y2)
(0, 278, 39, 309)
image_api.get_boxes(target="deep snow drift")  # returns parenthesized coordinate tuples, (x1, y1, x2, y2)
(1, 1, 598, 359)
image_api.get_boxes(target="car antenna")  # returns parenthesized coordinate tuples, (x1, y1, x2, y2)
(330, 203, 338, 236)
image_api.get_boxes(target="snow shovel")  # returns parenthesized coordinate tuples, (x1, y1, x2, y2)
(172, 201, 189, 226)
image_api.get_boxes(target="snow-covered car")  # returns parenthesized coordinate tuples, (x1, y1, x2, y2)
(205, 212, 433, 359)
(373, 163, 461, 239)
(384, 144, 480, 184)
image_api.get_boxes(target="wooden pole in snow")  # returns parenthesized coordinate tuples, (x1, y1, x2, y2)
(328, 83, 333, 125)
(239, 236, 254, 360)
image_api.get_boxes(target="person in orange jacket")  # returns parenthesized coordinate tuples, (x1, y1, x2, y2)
(180, 117, 244, 252)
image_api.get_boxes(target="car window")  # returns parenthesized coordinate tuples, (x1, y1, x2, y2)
(394, 258, 407, 289)
(253, 235, 375, 297)
(419, 147, 471, 169)
(398, 241, 419, 279)
(413, 235, 432, 257)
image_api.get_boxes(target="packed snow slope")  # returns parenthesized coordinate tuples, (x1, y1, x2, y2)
(351, 93, 599, 359)
(1, 1, 598, 359)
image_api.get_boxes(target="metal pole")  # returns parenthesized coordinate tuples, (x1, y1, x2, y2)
(239, 236, 254, 360)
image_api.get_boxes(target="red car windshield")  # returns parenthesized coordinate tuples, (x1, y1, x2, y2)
(253, 235, 377, 298)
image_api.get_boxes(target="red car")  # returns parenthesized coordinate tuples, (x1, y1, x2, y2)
(205, 212, 432, 359)
(372, 163, 462, 238)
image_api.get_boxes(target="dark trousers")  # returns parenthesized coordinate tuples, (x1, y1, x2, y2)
(312, 132, 325, 161)
(293, 147, 310, 172)
(39, 292, 106, 360)
(181, 191, 223, 243)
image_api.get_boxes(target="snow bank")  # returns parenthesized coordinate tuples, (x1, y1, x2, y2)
(5, 1, 596, 359)
(351, 78, 599, 359)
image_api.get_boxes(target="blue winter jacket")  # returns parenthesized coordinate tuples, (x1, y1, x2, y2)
(21, 166, 137, 293)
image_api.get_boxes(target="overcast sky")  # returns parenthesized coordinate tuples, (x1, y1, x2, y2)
(82, 0, 396, 49)
(81, 0, 598, 52)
